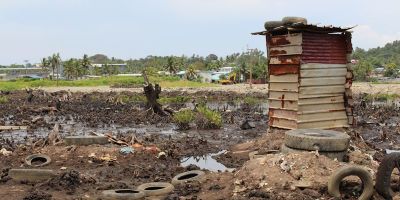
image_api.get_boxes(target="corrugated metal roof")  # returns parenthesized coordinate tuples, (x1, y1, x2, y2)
(252, 24, 354, 35)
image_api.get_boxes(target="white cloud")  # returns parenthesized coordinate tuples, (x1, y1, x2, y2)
(352, 25, 400, 49)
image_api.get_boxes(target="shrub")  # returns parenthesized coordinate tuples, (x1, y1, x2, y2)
(0, 96, 8, 104)
(173, 109, 195, 130)
(195, 106, 222, 129)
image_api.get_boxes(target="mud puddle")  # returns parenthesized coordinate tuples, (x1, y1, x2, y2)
(180, 150, 235, 172)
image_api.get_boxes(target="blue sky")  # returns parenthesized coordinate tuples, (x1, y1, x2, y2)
(1, 0, 399, 65)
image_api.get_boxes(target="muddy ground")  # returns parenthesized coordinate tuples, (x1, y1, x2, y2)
(0, 89, 399, 199)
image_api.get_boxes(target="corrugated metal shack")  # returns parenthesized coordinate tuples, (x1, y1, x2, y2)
(253, 23, 354, 129)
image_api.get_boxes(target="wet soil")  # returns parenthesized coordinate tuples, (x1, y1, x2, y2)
(0, 90, 399, 199)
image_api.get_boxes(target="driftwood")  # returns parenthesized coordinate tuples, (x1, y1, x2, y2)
(142, 71, 170, 116)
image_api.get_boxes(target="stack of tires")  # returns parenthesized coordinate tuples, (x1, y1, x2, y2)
(264, 16, 308, 31)
(281, 129, 350, 161)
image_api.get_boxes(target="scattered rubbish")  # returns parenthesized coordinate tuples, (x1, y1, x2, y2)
(385, 149, 400, 154)
(180, 151, 235, 172)
(120, 147, 135, 155)
(0, 126, 28, 130)
(240, 120, 256, 130)
(0, 148, 12, 156)
(60, 167, 67, 170)
(157, 152, 167, 159)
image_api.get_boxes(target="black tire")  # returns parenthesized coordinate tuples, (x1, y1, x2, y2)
(264, 21, 284, 30)
(282, 16, 307, 25)
(137, 182, 174, 197)
(171, 170, 205, 186)
(284, 129, 350, 152)
(101, 189, 145, 200)
(328, 165, 374, 200)
(25, 154, 51, 167)
(375, 153, 400, 200)
(280, 144, 346, 161)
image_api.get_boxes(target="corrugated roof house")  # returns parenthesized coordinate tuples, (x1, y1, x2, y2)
(253, 22, 354, 129)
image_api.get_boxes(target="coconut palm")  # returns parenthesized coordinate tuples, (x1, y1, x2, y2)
(81, 54, 91, 75)
(49, 53, 61, 80)
(41, 58, 50, 74)
(63, 59, 77, 80)
(164, 56, 178, 75)
(185, 65, 198, 80)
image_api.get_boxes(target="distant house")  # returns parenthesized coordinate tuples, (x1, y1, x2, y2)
(91, 63, 128, 73)
(210, 67, 234, 82)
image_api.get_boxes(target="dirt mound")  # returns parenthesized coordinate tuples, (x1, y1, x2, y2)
(232, 152, 365, 199)
(38, 170, 95, 194)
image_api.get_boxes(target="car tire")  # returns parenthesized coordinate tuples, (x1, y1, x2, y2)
(280, 144, 346, 161)
(137, 182, 174, 197)
(328, 165, 374, 200)
(375, 152, 400, 200)
(282, 16, 307, 25)
(284, 129, 350, 152)
(171, 170, 205, 186)
(101, 189, 145, 200)
(25, 154, 51, 167)
(264, 21, 284, 30)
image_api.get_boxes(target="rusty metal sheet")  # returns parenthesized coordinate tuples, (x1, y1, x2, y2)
(268, 33, 302, 46)
(300, 77, 346, 86)
(270, 74, 298, 83)
(269, 91, 298, 101)
(299, 85, 345, 95)
(298, 96, 344, 105)
(298, 119, 349, 129)
(270, 46, 302, 56)
(269, 99, 298, 110)
(269, 82, 298, 92)
(299, 102, 345, 113)
(269, 109, 297, 120)
(269, 117, 297, 129)
(270, 65, 299, 75)
(301, 63, 347, 69)
(298, 111, 347, 123)
(269, 56, 301, 65)
(302, 32, 347, 64)
(300, 68, 347, 78)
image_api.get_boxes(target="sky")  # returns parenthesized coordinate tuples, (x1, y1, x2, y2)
(1, 0, 400, 65)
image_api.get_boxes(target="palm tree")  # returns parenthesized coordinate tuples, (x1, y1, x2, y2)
(63, 59, 77, 80)
(81, 54, 91, 75)
(49, 53, 61, 82)
(185, 65, 198, 81)
(41, 58, 50, 75)
(164, 56, 177, 75)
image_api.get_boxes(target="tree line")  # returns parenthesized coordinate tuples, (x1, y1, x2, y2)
(352, 40, 400, 80)
(39, 49, 268, 81)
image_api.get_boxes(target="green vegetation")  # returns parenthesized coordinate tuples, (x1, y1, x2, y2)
(0, 76, 215, 91)
(195, 106, 222, 129)
(159, 96, 191, 104)
(352, 41, 400, 80)
(364, 93, 400, 101)
(0, 96, 8, 104)
(173, 109, 195, 130)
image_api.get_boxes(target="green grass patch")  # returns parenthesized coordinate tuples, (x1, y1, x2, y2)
(365, 93, 400, 101)
(195, 106, 222, 129)
(173, 109, 195, 130)
(0, 76, 215, 91)
(0, 96, 8, 104)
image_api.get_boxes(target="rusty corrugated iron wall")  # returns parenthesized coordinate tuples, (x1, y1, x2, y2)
(266, 31, 353, 129)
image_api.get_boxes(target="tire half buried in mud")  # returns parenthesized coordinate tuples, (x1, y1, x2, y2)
(375, 152, 400, 200)
(328, 165, 374, 200)
(171, 170, 205, 186)
(284, 129, 350, 152)
(101, 189, 145, 200)
(137, 182, 174, 197)
(280, 144, 346, 161)
(25, 154, 51, 167)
